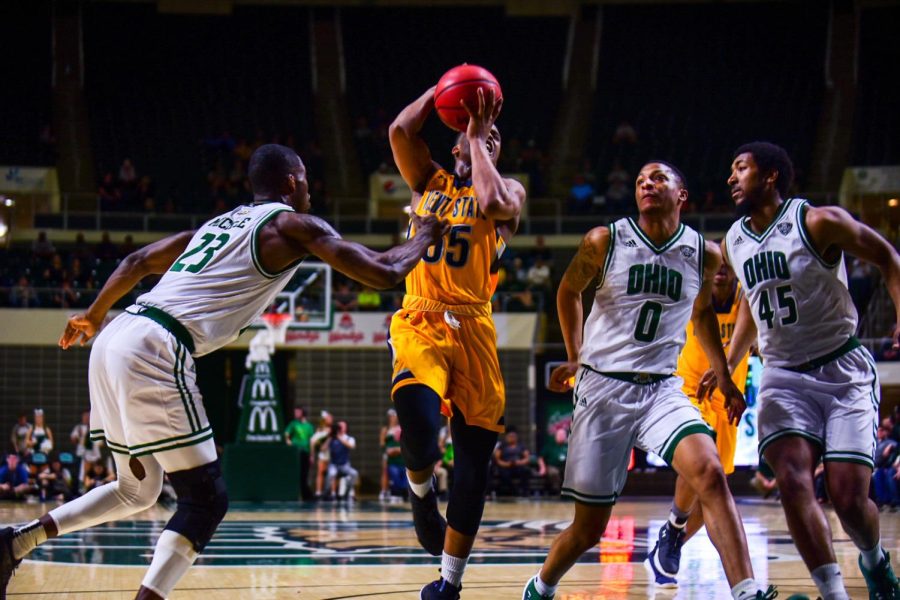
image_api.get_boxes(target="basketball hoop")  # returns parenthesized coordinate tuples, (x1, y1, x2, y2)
(261, 312, 292, 345)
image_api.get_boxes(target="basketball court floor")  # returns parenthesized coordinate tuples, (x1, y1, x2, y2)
(3, 497, 896, 599)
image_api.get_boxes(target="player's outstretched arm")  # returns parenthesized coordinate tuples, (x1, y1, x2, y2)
(389, 86, 440, 194)
(548, 227, 610, 392)
(59, 231, 194, 349)
(462, 88, 524, 221)
(280, 213, 449, 290)
(691, 241, 746, 424)
(805, 205, 900, 348)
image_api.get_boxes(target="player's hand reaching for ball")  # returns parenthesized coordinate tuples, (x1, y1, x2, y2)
(59, 312, 104, 350)
(719, 378, 746, 426)
(461, 87, 502, 141)
(548, 362, 579, 393)
(410, 213, 451, 243)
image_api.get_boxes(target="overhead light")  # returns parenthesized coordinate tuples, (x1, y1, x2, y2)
(889, 198, 899, 208)
(2, 198, 13, 208)
(0, 221, 7, 239)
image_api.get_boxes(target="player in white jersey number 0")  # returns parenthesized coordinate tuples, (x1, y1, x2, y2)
(0, 144, 449, 600)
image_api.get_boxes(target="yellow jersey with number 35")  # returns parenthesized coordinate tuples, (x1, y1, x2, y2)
(405, 169, 506, 306)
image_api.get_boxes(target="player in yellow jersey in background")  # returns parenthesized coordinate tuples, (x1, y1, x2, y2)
(645, 258, 751, 588)
(388, 84, 525, 600)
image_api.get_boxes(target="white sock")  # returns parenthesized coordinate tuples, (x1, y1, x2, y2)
(534, 572, 558, 597)
(860, 540, 886, 571)
(811, 563, 848, 600)
(408, 474, 432, 499)
(12, 520, 48, 560)
(441, 551, 468, 587)
(141, 530, 199, 598)
(668, 504, 690, 529)
(731, 578, 758, 600)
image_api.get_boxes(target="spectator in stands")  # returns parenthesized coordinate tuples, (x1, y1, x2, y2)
(848, 256, 877, 317)
(380, 409, 404, 501)
(527, 258, 552, 291)
(569, 174, 595, 214)
(52, 280, 80, 308)
(0, 453, 32, 500)
(310, 411, 333, 500)
(37, 456, 74, 502)
(325, 420, 358, 501)
(874, 422, 899, 509)
(119, 235, 137, 259)
(26, 408, 54, 455)
(604, 161, 631, 213)
(98, 172, 121, 211)
(334, 281, 359, 311)
(537, 428, 568, 495)
(284, 406, 315, 500)
(137, 176, 156, 212)
(357, 286, 382, 311)
(10, 414, 32, 456)
(83, 460, 114, 492)
(70, 410, 92, 488)
(71, 232, 94, 264)
(529, 235, 552, 264)
(493, 429, 531, 497)
(95, 232, 118, 261)
(32, 231, 56, 260)
(9, 276, 39, 308)
(506, 287, 538, 313)
(118, 158, 137, 186)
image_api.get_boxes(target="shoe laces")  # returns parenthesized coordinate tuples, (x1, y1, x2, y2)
(755, 585, 778, 599)
(660, 524, 685, 561)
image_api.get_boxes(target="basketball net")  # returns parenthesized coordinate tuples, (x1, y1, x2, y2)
(262, 312, 291, 345)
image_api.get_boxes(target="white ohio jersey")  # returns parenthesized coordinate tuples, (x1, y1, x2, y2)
(724, 198, 857, 368)
(581, 218, 704, 374)
(137, 202, 303, 356)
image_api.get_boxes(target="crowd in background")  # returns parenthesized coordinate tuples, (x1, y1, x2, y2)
(1, 409, 115, 503)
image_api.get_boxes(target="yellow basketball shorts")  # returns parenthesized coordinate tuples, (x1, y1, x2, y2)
(687, 389, 738, 475)
(388, 298, 506, 433)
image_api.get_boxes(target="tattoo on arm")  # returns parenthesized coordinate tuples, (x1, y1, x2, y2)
(563, 236, 602, 292)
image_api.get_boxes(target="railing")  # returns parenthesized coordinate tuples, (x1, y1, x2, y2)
(22, 190, 842, 237)
(0, 287, 546, 315)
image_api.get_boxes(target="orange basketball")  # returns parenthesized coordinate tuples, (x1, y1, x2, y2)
(434, 64, 502, 132)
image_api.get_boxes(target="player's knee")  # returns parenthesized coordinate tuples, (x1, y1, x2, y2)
(691, 460, 727, 497)
(446, 447, 491, 536)
(115, 462, 164, 511)
(165, 459, 229, 552)
(393, 385, 442, 470)
(830, 487, 868, 518)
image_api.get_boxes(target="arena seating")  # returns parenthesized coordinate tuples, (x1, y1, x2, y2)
(852, 5, 900, 166)
(82, 3, 315, 200)
(588, 3, 828, 203)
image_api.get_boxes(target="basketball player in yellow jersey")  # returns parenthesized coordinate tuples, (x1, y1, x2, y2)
(389, 85, 525, 600)
(645, 259, 752, 588)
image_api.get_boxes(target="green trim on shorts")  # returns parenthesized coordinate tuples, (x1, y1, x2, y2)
(560, 487, 617, 506)
(823, 450, 874, 469)
(131, 431, 215, 457)
(174, 344, 199, 433)
(661, 423, 714, 465)
(177, 344, 202, 430)
(126, 426, 213, 451)
(758, 428, 824, 457)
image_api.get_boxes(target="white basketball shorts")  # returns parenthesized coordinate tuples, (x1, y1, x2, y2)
(757, 345, 879, 468)
(561, 368, 712, 505)
(88, 308, 217, 472)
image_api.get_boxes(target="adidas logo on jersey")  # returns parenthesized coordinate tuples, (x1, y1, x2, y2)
(623, 239, 638, 248)
(777, 222, 793, 235)
(734, 236, 744, 246)
(577, 395, 587, 407)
